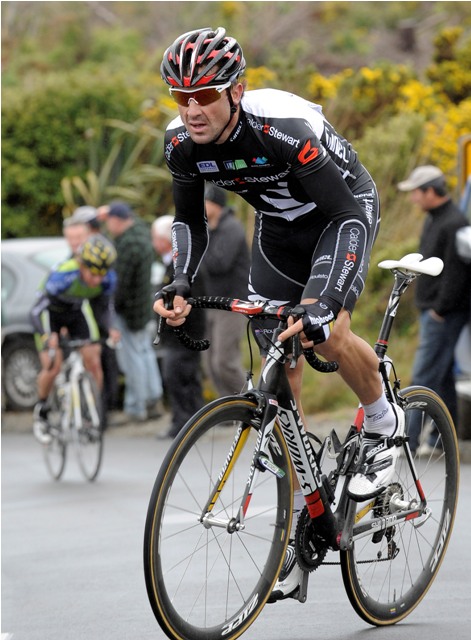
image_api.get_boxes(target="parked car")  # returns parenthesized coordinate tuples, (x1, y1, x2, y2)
(1, 237, 70, 410)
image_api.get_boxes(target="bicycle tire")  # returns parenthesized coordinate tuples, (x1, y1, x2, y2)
(74, 372, 103, 482)
(144, 397, 293, 640)
(341, 386, 459, 625)
(43, 386, 67, 481)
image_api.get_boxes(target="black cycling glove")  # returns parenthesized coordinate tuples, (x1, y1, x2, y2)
(155, 275, 191, 305)
(291, 297, 342, 345)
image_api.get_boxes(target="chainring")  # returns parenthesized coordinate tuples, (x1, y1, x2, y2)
(294, 506, 329, 572)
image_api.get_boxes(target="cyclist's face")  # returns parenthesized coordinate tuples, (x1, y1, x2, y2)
(177, 84, 243, 145)
(81, 266, 105, 287)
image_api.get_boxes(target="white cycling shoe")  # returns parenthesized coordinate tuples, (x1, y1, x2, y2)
(33, 402, 52, 445)
(267, 541, 305, 603)
(347, 405, 405, 502)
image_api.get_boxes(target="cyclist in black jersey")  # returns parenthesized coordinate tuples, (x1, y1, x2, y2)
(154, 27, 405, 601)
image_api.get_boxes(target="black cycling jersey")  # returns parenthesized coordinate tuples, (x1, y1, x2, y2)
(164, 88, 380, 311)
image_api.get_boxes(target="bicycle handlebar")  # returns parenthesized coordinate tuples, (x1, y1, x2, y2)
(155, 296, 339, 373)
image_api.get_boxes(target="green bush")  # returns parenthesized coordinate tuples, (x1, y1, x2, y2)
(2, 69, 141, 237)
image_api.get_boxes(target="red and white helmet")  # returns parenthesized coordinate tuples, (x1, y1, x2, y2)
(161, 27, 246, 88)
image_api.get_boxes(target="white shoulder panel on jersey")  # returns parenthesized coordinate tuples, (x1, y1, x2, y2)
(242, 89, 325, 138)
(166, 114, 184, 132)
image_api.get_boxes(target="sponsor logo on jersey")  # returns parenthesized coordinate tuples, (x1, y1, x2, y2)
(223, 159, 248, 171)
(196, 160, 219, 173)
(324, 124, 350, 162)
(335, 227, 361, 293)
(297, 139, 319, 165)
(213, 169, 290, 188)
(252, 156, 269, 165)
(246, 117, 301, 148)
(165, 130, 191, 160)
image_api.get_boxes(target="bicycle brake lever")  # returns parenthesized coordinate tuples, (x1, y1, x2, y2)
(153, 290, 173, 346)
(289, 334, 301, 369)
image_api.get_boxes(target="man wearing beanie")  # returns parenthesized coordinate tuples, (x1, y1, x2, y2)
(398, 165, 471, 452)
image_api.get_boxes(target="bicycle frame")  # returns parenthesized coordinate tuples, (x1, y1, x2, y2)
(194, 256, 445, 554)
(58, 348, 101, 436)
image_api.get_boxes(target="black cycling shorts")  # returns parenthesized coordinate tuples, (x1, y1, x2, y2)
(248, 179, 380, 350)
(35, 301, 100, 350)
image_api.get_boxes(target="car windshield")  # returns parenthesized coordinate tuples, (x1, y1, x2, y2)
(33, 246, 70, 269)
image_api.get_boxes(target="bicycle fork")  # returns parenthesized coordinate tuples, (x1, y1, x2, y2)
(199, 393, 281, 533)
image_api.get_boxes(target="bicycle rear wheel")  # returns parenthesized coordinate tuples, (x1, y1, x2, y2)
(43, 387, 67, 481)
(341, 386, 459, 625)
(74, 372, 103, 482)
(144, 397, 292, 640)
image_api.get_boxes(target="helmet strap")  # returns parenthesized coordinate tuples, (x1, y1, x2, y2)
(210, 89, 238, 144)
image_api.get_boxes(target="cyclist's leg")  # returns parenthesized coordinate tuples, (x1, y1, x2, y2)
(81, 343, 103, 390)
(314, 310, 383, 405)
(33, 308, 63, 442)
(79, 300, 104, 390)
(36, 332, 63, 401)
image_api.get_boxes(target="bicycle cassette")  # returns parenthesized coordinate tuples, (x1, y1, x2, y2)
(295, 506, 329, 572)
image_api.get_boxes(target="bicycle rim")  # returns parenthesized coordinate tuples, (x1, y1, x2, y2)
(43, 388, 67, 480)
(341, 386, 459, 625)
(74, 373, 103, 482)
(144, 397, 292, 640)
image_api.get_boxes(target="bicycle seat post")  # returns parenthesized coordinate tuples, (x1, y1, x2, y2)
(374, 270, 416, 360)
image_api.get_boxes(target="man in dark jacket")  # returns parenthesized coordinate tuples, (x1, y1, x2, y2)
(203, 184, 250, 396)
(104, 201, 163, 422)
(152, 215, 206, 438)
(398, 165, 471, 451)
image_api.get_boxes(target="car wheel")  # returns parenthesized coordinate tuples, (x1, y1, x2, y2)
(2, 338, 40, 410)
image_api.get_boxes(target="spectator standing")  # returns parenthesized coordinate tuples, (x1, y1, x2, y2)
(103, 201, 163, 422)
(202, 184, 250, 396)
(151, 215, 206, 438)
(398, 165, 471, 451)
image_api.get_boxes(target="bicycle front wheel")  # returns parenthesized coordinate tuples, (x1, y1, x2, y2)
(43, 386, 67, 480)
(144, 397, 293, 640)
(341, 386, 459, 625)
(74, 372, 103, 482)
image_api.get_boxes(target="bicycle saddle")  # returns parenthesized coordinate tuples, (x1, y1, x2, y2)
(378, 253, 444, 277)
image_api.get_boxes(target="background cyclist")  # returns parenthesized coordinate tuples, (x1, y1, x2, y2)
(31, 235, 119, 443)
(154, 27, 405, 600)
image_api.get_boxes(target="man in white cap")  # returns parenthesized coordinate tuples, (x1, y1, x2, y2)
(398, 165, 471, 452)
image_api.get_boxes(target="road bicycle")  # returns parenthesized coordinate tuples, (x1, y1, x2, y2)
(143, 254, 459, 640)
(40, 338, 104, 482)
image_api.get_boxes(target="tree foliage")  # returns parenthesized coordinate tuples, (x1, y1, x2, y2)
(2, 1, 470, 410)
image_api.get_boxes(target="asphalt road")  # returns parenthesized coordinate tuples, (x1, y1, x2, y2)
(2, 416, 471, 640)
